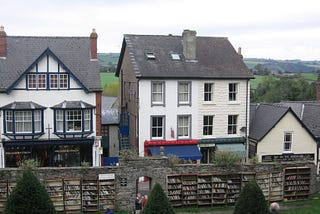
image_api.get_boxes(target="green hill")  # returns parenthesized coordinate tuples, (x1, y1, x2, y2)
(244, 58, 320, 73)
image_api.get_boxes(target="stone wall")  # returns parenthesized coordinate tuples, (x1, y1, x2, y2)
(0, 157, 317, 213)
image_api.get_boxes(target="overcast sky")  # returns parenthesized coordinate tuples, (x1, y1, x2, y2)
(1, 0, 320, 60)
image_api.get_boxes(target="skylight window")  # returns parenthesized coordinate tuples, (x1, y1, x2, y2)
(146, 52, 156, 60)
(171, 53, 181, 60)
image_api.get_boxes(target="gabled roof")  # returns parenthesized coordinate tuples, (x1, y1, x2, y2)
(51, 100, 94, 109)
(279, 101, 320, 138)
(116, 33, 253, 79)
(249, 103, 314, 141)
(0, 36, 101, 93)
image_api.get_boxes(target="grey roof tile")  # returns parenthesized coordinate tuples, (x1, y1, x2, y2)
(116, 34, 253, 79)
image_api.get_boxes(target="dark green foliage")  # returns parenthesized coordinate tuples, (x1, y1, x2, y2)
(251, 76, 315, 103)
(234, 181, 269, 214)
(4, 169, 56, 214)
(142, 182, 175, 214)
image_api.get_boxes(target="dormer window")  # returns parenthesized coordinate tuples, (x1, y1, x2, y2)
(171, 53, 181, 60)
(146, 52, 156, 60)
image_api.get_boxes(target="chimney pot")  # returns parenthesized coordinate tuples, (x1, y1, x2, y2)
(0, 26, 7, 58)
(182, 29, 197, 61)
(90, 28, 98, 60)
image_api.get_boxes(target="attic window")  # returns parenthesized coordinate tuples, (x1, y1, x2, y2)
(171, 53, 181, 60)
(146, 52, 156, 60)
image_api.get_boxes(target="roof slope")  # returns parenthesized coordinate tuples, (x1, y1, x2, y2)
(279, 101, 320, 138)
(0, 36, 101, 92)
(249, 103, 291, 141)
(116, 34, 253, 79)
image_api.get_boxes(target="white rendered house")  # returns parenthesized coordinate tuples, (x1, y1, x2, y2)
(116, 30, 253, 162)
(0, 27, 102, 167)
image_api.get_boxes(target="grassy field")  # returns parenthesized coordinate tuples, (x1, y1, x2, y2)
(100, 72, 118, 86)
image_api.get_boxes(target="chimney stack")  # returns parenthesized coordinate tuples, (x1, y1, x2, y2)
(90, 28, 98, 60)
(238, 47, 243, 59)
(182, 29, 197, 61)
(0, 26, 7, 58)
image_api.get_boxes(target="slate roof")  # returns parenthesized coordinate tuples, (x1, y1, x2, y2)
(51, 100, 94, 109)
(0, 101, 46, 110)
(250, 103, 316, 141)
(279, 101, 320, 138)
(249, 103, 292, 141)
(101, 96, 119, 125)
(0, 36, 101, 92)
(116, 34, 253, 79)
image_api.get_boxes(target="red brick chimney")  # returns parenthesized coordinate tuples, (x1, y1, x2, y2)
(0, 26, 7, 58)
(90, 28, 98, 60)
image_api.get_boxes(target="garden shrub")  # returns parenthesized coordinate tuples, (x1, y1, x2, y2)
(211, 150, 241, 169)
(4, 169, 56, 214)
(142, 182, 175, 214)
(234, 180, 269, 214)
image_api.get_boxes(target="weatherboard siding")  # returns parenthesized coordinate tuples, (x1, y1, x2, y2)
(197, 79, 249, 138)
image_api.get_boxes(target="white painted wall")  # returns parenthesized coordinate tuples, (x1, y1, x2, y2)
(138, 79, 250, 156)
(197, 79, 249, 139)
(0, 56, 97, 141)
(256, 112, 317, 165)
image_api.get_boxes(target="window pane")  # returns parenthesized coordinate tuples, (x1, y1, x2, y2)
(228, 115, 237, 134)
(15, 111, 32, 133)
(151, 116, 164, 139)
(178, 116, 190, 138)
(28, 74, 37, 89)
(204, 83, 213, 101)
(5, 111, 13, 133)
(178, 82, 190, 104)
(203, 115, 213, 135)
(84, 109, 91, 131)
(38, 74, 46, 89)
(284, 132, 292, 151)
(56, 110, 64, 132)
(59, 74, 68, 89)
(66, 110, 82, 132)
(34, 110, 42, 132)
(50, 74, 58, 89)
(152, 82, 164, 104)
(229, 83, 237, 101)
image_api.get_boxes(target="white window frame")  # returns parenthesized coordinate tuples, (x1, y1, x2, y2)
(204, 83, 214, 102)
(229, 83, 238, 101)
(59, 74, 68, 89)
(15, 111, 32, 133)
(203, 115, 214, 136)
(177, 115, 191, 139)
(178, 82, 191, 106)
(34, 110, 42, 132)
(228, 115, 238, 134)
(151, 116, 165, 140)
(84, 109, 91, 131)
(66, 110, 82, 132)
(56, 110, 64, 132)
(283, 132, 293, 153)
(50, 74, 58, 89)
(28, 74, 37, 89)
(151, 82, 165, 106)
(5, 111, 13, 133)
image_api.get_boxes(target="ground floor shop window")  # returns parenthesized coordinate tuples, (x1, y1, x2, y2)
(200, 147, 215, 163)
(5, 144, 92, 167)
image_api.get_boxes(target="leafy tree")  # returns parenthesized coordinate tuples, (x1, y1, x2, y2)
(142, 182, 175, 214)
(252, 76, 316, 103)
(234, 181, 269, 214)
(4, 169, 56, 214)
